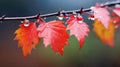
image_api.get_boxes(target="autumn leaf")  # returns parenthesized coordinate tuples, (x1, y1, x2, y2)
(91, 6, 110, 29)
(66, 14, 90, 48)
(93, 19, 115, 47)
(37, 20, 69, 55)
(14, 21, 40, 57)
(113, 16, 120, 28)
(113, 7, 120, 17)
(113, 7, 120, 28)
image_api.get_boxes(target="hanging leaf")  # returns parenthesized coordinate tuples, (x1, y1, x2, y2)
(113, 15, 120, 28)
(37, 20, 69, 55)
(93, 19, 115, 47)
(66, 14, 90, 48)
(91, 6, 110, 29)
(14, 22, 40, 57)
(113, 7, 120, 28)
(113, 7, 120, 17)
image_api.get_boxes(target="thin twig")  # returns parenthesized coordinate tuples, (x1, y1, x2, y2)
(0, 1, 120, 21)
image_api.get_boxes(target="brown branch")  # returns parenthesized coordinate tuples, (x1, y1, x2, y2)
(0, 1, 120, 21)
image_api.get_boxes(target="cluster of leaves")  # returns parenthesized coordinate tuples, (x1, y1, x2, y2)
(14, 5, 120, 57)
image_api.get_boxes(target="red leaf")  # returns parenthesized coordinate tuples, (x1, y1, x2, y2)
(14, 22, 40, 57)
(66, 14, 90, 48)
(113, 8, 120, 17)
(91, 6, 110, 29)
(113, 16, 120, 28)
(113, 8, 120, 28)
(37, 20, 69, 55)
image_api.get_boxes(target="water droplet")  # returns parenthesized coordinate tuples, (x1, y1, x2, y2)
(74, 15, 77, 18)
(57, 16, 63, 20)
(23, 19, 30, 27)
(77, 14, 83, 21)
(88, 17, 95, 20)
(44, 17, 46, 19)
(21, 21, 23, 23)
(88, 15, 95, 20)
(24, 23, 30, 27)
(78, 21, 83, 23)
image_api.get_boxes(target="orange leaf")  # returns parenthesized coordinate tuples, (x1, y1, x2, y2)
(14, 22, 40, 57)
(93, 19, 115, 47)
(37, 20, 69, 55)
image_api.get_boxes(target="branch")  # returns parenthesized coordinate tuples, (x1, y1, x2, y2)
(0, 1, 120, 21)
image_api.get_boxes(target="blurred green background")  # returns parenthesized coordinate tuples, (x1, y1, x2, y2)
(0, 0, 120, 67)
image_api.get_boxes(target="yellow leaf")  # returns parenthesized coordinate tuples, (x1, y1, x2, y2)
(93, 19, 115, 47)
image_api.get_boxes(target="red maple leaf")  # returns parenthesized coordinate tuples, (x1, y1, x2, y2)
(14, 21, 40, 57)
(113, 16, 120, 28)
(113, 7, 120, 28)
(37, 20, 69, 55)
(91, 6, 110, 29)
(113, 8, 120, 17)
(66, 14, 90, 48)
